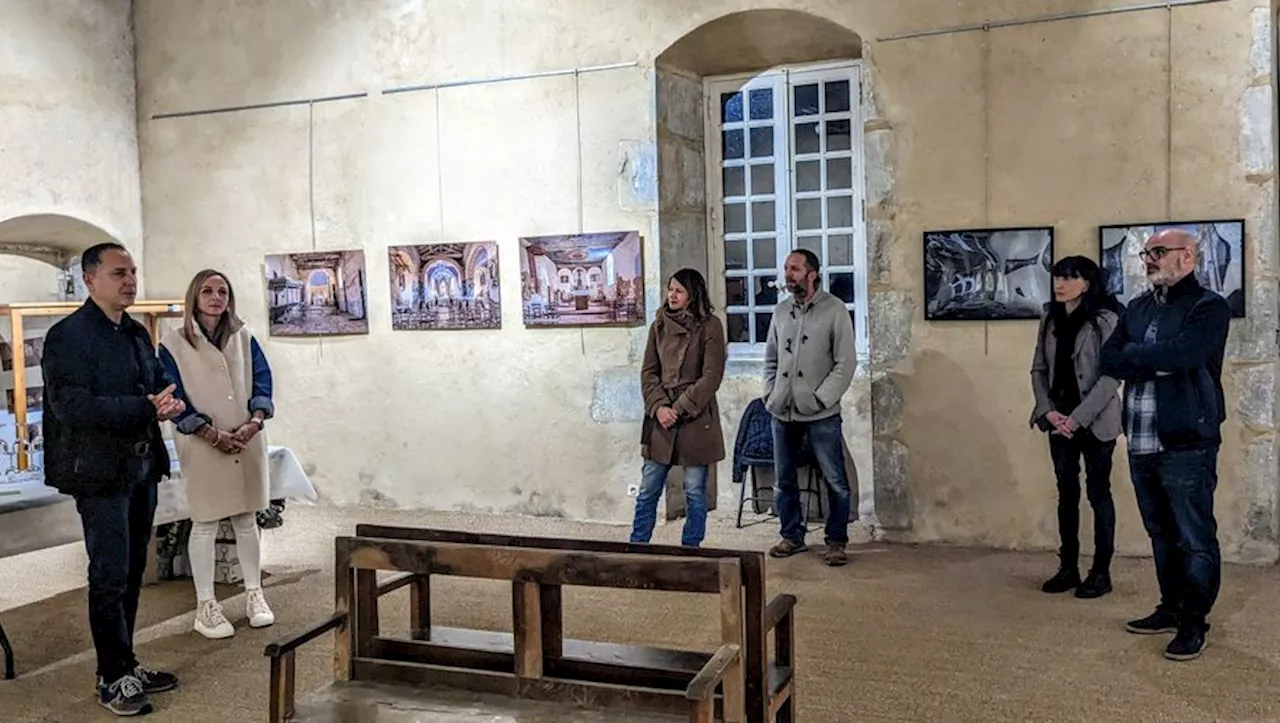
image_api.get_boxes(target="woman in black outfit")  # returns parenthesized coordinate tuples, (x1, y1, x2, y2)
(1029, 256, 1123, 598)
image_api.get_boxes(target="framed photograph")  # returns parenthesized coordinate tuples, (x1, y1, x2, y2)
(519, 230, 645, 327)
(263, 250, 369, 336)
(388, 242, 501, 330)
(1099, 220, 1245, 317)
(923, 226, 1054, 321)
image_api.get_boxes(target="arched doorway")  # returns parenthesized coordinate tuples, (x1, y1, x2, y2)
(0, 213, 127, 474)
(653, 10, 884, 532)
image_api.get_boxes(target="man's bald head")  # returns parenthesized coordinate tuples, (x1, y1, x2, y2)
(1141, 227, 1199, 288)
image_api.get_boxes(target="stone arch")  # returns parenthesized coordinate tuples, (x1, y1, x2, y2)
(0, 213, 126, 302)
(651, 10, 896, 532)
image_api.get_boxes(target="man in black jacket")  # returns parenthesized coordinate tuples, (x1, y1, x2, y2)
(41, 243, 186, 715)
(1099, 228, 1230, 662)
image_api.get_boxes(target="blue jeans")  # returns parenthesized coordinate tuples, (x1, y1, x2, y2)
(630, 460, 708, 547)
(1128, 447, 1221, 628)
(75, 481, 158, 683)
(773, 414, 853, 545)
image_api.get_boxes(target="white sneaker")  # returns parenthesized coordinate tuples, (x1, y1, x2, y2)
(194, 599, 234, 639)
(246, 588, 275, 628)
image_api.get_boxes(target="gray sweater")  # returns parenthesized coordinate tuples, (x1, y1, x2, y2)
(763, 288, 857, 422)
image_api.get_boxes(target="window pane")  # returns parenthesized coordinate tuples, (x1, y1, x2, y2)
(749, 127, 773, 158)
(753, 276, 777, 305)
(828, 234, 854, 266)
(796, 160, 820, 192)
(749, 88, 773, 120)
(795, 123, 820, 154)
(727, 313, 749, 343)
(754, 312, 774, 342)
(725, 238, 747, 270)
(722, 166, 745, 197)
(721, 92, 743, 123)
(796, 198, 822, 230)
(793, 84, 819, 116)
(826, 157, 852, 190)
(752, 237, 777, 269)
(726, 276, 748, 306)
(724, 203, 747, 234)
(827, 196, 854, 228)
(830, 273, 856, 303)
(824, 80, 851, 113)
(723, 129, 744, 159)
(825, 120, 851, 152)
(797, 235, 822, 257)
(750, 164, 774, 195)
(751, 202, 776, 233)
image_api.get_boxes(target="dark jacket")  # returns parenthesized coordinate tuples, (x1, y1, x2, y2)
(640, 308, 726, 466)
(41, 301, 173, 497)
(1098, 273, 1230, 450)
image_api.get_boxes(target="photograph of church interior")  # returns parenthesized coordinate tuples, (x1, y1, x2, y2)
(389, 242, 502, 330)
(2, 0, 1280, 721)
(519, 230, 645, 326)
(264, 250, 369, 336)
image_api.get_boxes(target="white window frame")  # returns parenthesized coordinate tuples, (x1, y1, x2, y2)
(704, 60, 869, 363)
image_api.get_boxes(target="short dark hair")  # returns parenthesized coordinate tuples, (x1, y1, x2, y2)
(790, 249, 820, 275)
(82, 242, 128, 273)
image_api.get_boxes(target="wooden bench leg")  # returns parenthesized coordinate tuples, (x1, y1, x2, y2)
(689, 695, 714, 723)
(540, 584, 563, 660)
(512, 581, 543, 679)
(268, 649, 296, 722)
(0, 620, 14, 680)
(410, 574, 431, 640)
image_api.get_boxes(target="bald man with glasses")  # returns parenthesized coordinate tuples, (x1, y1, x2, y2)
(1099, 228, 1230, 662)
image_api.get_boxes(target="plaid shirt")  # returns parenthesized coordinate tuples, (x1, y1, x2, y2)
(1124, 315, 1163, 455)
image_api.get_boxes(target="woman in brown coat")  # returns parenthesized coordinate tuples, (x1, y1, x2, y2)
(631, 268, 726, 547)
(159, 270, 275, 639)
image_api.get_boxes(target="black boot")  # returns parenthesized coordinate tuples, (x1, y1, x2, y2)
(1074, 570, 1112, 599)
(1041, 567, 1081, 593)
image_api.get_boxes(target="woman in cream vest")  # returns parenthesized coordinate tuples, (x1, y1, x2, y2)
(159, 269, 275, 639)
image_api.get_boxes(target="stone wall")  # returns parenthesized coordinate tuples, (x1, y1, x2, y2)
(0, 0, 143, 280)
(130, 0, 1278, 561)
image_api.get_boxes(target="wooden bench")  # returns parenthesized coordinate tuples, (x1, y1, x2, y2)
(350, 525, 798, 723)
(264, 533, 749, 722)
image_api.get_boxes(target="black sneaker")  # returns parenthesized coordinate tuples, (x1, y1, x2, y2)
(98, 674, 153, 716)
(1040, 567, 1080, 593)
(1165, 624, 1209, 661)
(1074, 571, 1112, 599)
(132, 664, 178, 694)
(1125, 609, 1179, 635)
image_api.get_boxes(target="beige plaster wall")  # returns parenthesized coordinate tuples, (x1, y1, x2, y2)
(132, 0, 1278, 560)
(0, 0, 144, 272)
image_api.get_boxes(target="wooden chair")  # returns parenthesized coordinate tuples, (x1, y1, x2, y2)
(351, 525, 798, 723)
(264, 533, 750, 722)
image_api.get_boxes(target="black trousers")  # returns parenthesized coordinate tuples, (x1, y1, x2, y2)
(1048, 429, 1117, 574)
(74, 481, 157, 684)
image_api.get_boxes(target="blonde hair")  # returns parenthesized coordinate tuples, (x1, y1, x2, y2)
(182, 269, 244, 349)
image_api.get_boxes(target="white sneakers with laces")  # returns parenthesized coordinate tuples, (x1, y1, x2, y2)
(246, 588, 275, 628)
(194, 589, 275, 638)
(193, 599, 234, 639)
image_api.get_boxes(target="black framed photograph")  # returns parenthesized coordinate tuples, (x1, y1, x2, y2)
(923, 226, 1054, 321)
(1099, 220, 1245, 318)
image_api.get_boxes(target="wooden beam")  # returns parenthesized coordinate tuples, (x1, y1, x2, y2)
(333, 538, 354, 681)
(409, 575, 431, 640)
(718, 559, 745, 723)
(343, 537, 724, 593)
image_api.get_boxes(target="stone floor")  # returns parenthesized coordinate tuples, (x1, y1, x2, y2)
(1, 502, 1279, 722)
(270, 305, 369, 336)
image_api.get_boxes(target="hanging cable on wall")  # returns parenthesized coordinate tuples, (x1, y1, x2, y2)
(574, 68, 587, 356)
(308, 100, 324, 361)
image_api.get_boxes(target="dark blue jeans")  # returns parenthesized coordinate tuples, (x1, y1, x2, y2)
(630, 460, 708, 547)
(75, 481, 158, 684)
(1128, 447, 1221, 628)
(772, 414, 853, 545)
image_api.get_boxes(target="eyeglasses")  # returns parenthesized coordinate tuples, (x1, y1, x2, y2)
(1137, 246, 1189, 261)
